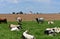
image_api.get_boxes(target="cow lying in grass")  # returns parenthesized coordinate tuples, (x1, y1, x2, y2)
(44, 28, 55, 36)
(44, 27, 60, 36)
(9, 24, 22, 31)
(22, 30, 35, 39)
(48, 21, 54, 24)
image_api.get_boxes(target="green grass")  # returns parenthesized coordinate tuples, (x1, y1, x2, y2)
(0, 21, 60, 39)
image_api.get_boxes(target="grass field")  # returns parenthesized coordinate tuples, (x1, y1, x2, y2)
(0, 21, 60, 39)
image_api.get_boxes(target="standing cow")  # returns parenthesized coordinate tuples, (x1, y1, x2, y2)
(16, 17, 22, 25)
(35, 17, 44, 24)
(0, 17, 7, 23)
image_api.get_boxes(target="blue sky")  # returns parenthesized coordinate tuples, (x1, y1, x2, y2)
(0, 0, 60, 14)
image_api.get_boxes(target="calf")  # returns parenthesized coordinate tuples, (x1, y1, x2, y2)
(0, 18, 7, 23)
(22, 30, 35, 39)
(16, 17, 22, 25)
(9, 24, 22, 31)
(35, 17, 44, 24)
(44, 28, 56, 36)
(48, 21, 54, 24)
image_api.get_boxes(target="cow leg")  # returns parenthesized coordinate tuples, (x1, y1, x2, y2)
(41, 21, 43, 24)
(0, 21, 1, 23)
(36, 20, 39, 24)
(17, 25, 22, 29)
(0, 20, 1, 23)
(36, 18, 39, 24)
(40, 20, 44, 24)
(4, 19, 7, 23)
(36, 21, 39, 24)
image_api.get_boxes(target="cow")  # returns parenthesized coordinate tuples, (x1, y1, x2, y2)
(44, 27, 60, 36)
(44, 28, 55, 36)
(48, 21, 54, 24)
(16, 17, 22, 25)
(9, 24, 22, 31)
(22, 30, 35, 39)
(0, 17, 7, 23)
(35, 17, 44, 24)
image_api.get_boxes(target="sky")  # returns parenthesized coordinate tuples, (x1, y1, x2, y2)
(0, 0, 60, 14)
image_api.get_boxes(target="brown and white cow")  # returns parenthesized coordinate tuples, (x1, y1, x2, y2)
(0, 17, 7, 23)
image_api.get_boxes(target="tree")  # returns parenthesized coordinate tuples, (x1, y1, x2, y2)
(19, 11, 23, 14)
(36, 12, 39, 14)
(29, 11, 32, 14)
(16, 13, 19, 14)
(12, 12, 15, 14)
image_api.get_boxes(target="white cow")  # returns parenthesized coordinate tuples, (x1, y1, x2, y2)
(48, 21, 54, 24)
(23, 30, 35, 39)
(44, 27, 60, 36)
(11, 27, 19, 31)
(9, 24, 22, 31)
(54, 27, 60, 33)
(16, 17, 22, 25)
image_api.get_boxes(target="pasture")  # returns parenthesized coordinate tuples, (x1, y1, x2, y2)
(0, 21, 60, 39)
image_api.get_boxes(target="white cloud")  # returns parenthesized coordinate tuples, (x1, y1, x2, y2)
(10, 0, 19, 3)
(33, 0, 51, 4)
(0, 0, 6, 7)
(0, 0, 20, 7)
(0, 0, 4, 2)
(0, 0, 51, 4)
(6, 0, 20, 3)
(36, 0, 50, 2)
(0, 0, 20, 4)
(24, 0, 51, 3)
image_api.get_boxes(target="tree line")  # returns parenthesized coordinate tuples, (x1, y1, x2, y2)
(12, 11, 23, 14)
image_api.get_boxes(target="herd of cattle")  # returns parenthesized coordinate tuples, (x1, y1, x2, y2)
(0, 17, 60, 39)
